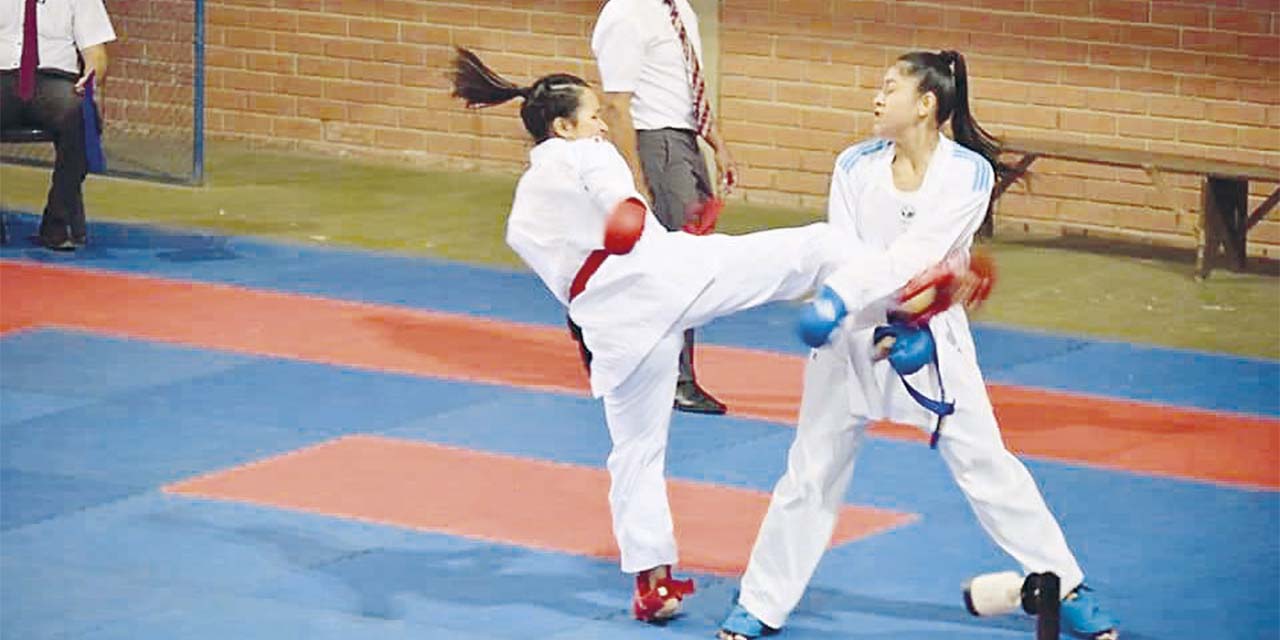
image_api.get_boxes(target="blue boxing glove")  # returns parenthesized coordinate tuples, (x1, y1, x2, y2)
(872, 321, 954, 450)
(796, 286, 848, 348)
(872, 324, 935, 375)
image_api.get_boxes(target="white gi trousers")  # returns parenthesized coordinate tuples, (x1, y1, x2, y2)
(600, 225, 842, 573)
(737, 328, 1086, 629)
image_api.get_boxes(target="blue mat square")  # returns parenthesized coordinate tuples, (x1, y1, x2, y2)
(0, 468, 142, 530)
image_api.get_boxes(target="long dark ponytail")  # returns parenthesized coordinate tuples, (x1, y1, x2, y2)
(897, 50, 1013, 183)
(450, 47, 588, 144)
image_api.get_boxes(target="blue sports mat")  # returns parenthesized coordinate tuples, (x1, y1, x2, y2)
(1, 330, 1275, 639)
(2, 215, 1277, 638)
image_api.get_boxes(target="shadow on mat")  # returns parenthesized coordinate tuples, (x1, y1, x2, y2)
(223, 523, 1155, 639)
(0, 211, 239, 262)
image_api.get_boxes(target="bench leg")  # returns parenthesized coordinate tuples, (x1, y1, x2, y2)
(980, 153, 1038, 239)
(1202, 178, 1249, 275)
(1196, 178, 1218, 279)
(1221, 179, 1248, 271)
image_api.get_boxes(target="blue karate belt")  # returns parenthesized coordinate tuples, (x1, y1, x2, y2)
(873, 322, 954, 448)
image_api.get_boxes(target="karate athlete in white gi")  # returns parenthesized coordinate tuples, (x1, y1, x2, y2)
(450, 48, 996, 626)
(717, 51, 1119, 640)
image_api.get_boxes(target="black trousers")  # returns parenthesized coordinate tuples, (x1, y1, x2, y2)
(567, 316, 593, 373)
(1, 69, 89, 243)
(636, 128, 714, 384)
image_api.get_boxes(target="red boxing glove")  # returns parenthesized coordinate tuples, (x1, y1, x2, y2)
(682, 197, 723, 236)
(898, 261, 956, 311)
(604, 197, 646, 255)
(895, 251, 997, 326)
(961, 252, 997, 312)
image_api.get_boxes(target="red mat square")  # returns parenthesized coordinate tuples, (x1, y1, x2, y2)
(165, 435, 916, 574)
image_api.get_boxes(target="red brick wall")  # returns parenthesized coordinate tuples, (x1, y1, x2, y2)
(202, 1, 601, 165)
(717, 0, 1280, 254)
(106, 0, 197, 131)
(192, 1, 1280, 255)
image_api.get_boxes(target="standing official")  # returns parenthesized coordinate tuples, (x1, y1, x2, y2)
(592, 0, 737, 414)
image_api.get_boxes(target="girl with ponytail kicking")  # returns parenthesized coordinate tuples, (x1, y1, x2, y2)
(449, 47, 847, 625)
(717, 51, 1119, 640)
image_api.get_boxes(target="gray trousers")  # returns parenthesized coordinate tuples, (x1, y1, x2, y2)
(637, 128, 714, 384)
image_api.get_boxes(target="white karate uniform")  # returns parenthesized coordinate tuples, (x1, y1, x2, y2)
(735, 135, 1086, 629)
(507, 136, 846, 572)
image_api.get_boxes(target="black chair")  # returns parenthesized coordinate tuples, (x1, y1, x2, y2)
(0, 127, 57, 244)
(1, 126, 56, 144)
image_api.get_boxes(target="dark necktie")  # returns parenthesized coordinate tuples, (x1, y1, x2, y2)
(19, 0, 39, 101)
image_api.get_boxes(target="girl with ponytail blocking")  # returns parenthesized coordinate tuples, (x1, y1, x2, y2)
(716, 51, 1119, 640)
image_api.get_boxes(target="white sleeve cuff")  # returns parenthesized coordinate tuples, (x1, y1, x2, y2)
(73, 0, 117, 50)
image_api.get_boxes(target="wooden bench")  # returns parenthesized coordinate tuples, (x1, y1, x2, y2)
(0, 126, 56, 145)
(984, 137, 1280, 278)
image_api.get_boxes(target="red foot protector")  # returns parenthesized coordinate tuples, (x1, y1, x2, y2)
(633, 566, 696, 621)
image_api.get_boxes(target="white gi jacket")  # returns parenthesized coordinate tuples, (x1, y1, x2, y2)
(507, 137, 716, 397)
(822, 134, 995, 428)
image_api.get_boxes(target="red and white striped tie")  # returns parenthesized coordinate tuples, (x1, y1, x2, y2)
(19, 0, 39, 101)
(662, 0, 712, 138)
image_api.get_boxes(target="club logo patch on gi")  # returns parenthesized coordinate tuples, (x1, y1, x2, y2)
(899, 205, 916, 221)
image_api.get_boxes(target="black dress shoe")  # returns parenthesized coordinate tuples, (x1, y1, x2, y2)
(674, 380, 727, 415)
(69, 210, 87, 246)
(38, 216, 75, 251)
(37, 232, 75, 251)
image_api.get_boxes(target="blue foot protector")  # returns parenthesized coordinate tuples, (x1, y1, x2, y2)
(717, 602, 778, 639)
(1062, 585, 1119, 639)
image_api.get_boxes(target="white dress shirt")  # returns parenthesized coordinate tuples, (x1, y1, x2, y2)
(592, 0, 703, 132)
(507, 137, 716, 396)
(0, 0, 116, 74)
